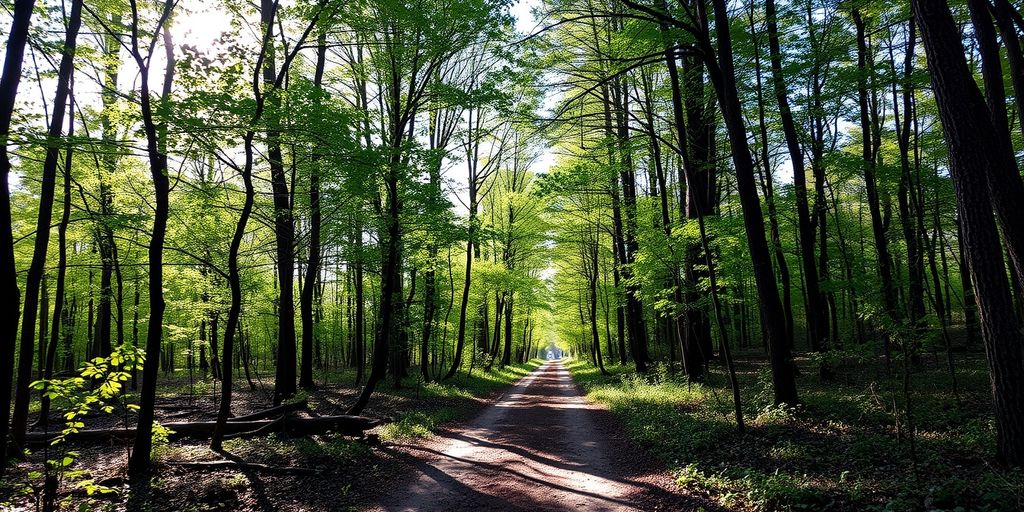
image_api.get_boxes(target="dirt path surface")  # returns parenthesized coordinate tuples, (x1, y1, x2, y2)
(368, 360, 707, 511)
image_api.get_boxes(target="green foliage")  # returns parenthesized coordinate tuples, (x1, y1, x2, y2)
(569, 357, 1022, 512)
(26, 344, 149, 507)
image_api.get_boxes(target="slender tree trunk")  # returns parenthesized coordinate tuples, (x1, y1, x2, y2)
(703, 0, 798, 405)
(853, 10, 900, 322)
(265, 0, 297, 405)
(965, 0, 1024, 294)
(0, 0, 34, 469)
(443, 159, 479, 380)
(353, 224, 366, 385)
(299, 27, 327, 390)
(10, 0, 83, 450)
(748, 8, 795, 350)
(40, 79, 75, 427)
(129, 9, 175, 476)
(765, 0, 826, 351)
(913, 0, 1024, 467)
(891, 21, 927, 340)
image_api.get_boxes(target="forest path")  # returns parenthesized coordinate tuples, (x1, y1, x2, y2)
(368, 360, 698, 511)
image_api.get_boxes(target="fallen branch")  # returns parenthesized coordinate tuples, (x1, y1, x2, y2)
(23, 415, 383, 446)
(223, 415, 286, 440)
(165, 460, 320, 475)
(227, 399, 308, 422)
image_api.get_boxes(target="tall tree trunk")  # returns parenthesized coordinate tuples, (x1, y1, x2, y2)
(40, 78, 75, 427)
(589, 238, 609, 375)
(10, 0, 83, 450)
(703, 0, 798, 405)
(443, 103, 485, 380)
(266, 0, 297, 405)
(348, 44, 412, 411)
(993, 0, 1024, 139)
(853, 10, 900, 322)
(129, 8, 175, 476)
(765, 0, 826, 351)
(748, 7, 794, 351)
(657, 10, 707, 380)
(913, 0, 1024, 467)
(353, 223, 366, 385)
(0, 0, 34, 470)
(299, 26, 327, 390)
(891, 20, 927, 338)
(966, 0, 1024, 294)
(501, 294, 514, 367)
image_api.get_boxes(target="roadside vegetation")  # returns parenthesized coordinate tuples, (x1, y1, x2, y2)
(569, 355, 1023, 511)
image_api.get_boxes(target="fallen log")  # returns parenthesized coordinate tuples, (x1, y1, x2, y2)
(165, 460, 320, 475)
(23, 415, 383, 446)
(227, 399, 307, 422)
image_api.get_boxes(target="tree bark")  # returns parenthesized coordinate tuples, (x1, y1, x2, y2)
(913, 0, 1024, 467)
(765, 0, 826, 351)
(10, 0, 83, 451)
(299, 25, 327, 390)
(703, 0, 798, 405)
(128, 5, 175, 476)
(265, 0, 297, 405)
(0, 0, 34, 467)
(853, 10, 900, 322)
(40, 77, 76, 428)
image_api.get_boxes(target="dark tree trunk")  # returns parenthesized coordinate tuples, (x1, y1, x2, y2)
(353, 224, 366, 385)
(747, 7, 794, 352)
(658, 13, 707, 380)
(703, 0, 798, 405)
(40, 79, 76, 427)
(0, 0, 34, 468)
(443, 236, 474, 380)
(589, 239, 609, 375)
(267, 0, 297, 405)
(891, 20, 927, 338)
(913, 0, 1024, 467)
(129, 11, 175, 476)
(613, 77, 650, 369)
(348, 158, 401, 414)
(765, 0, 826, 351)
(299, 27, 327, 390)
(501, 294, 513, 367)
(348, 44, 413, 411)
(442, 109, 483, 380)
(993, 0, 1024, 140)
(682, 52, 716, 365)
(853, 10, 900, 322)
(965, 0, 1024, 294)
(10, 0, 83, 450)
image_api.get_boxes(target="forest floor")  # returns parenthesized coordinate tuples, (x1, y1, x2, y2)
(365, 359, 702, 511)
(570, 348, 1024, 512)
(1, 360, 546, 511)
(5, 349, 1022, 511)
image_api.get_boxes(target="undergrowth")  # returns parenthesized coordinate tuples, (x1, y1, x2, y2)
(569, 355, 1022, 512)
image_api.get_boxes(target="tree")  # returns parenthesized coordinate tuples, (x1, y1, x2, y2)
(9, 0, 84, 451)
(127, 0, 176, 476)
(0, 0, 35, 473)
(912, 0, 1024, 467)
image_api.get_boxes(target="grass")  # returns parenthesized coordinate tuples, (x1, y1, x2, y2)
(569, 352, 1024, 512)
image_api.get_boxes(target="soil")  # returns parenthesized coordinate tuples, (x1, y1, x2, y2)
(366, 360, 719, 511)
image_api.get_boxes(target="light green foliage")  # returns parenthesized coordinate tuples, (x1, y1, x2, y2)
(27, 344, 154, 506)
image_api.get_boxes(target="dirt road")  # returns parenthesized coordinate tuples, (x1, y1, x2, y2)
(369, 360, 704, 511)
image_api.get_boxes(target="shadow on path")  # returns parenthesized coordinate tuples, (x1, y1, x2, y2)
(367, 360, 724, 511)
